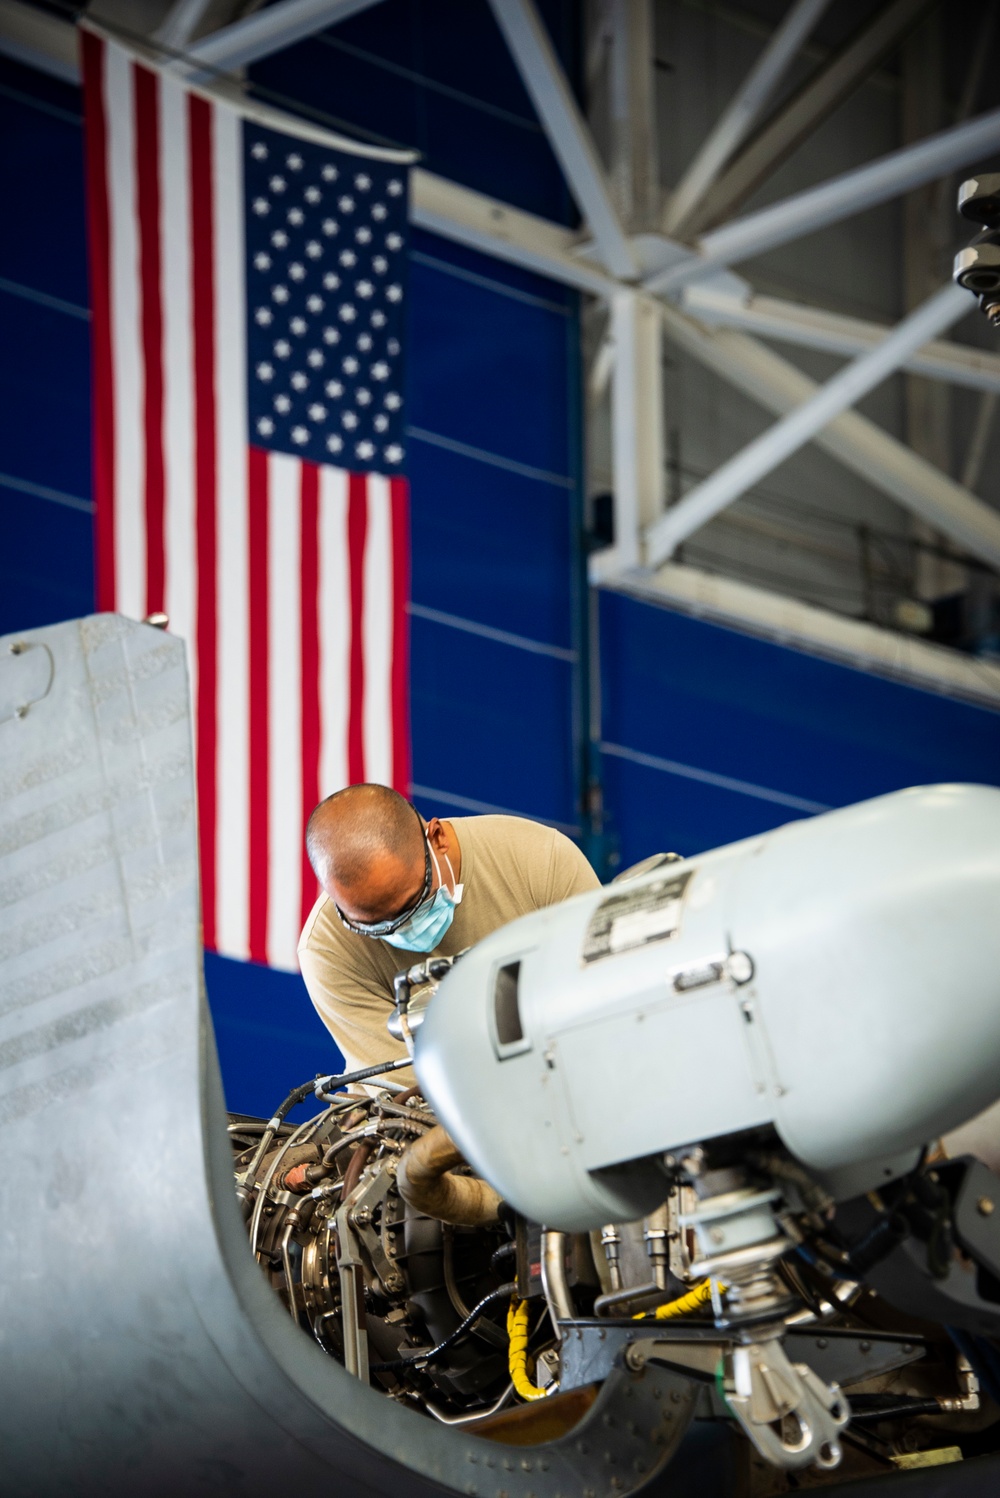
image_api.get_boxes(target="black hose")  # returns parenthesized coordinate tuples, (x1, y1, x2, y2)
(491, 1241, 516, 1271)
(370, 1283, 516, 1372)
(848, 1211, 910, 1275)
(850, 1398, 943, 1423)
(271, 1058, 411, 1132)
(314, 1055, 413, 1103)
(239, 1058, 411, 1203)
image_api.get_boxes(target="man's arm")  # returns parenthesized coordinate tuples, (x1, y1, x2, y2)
(542, 827, 602, 904)
(298, 942, 415, 1084)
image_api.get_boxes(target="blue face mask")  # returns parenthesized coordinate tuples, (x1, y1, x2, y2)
(383, 847, 463, 952)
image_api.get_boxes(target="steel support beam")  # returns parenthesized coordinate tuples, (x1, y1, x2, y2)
(409, 170, 617, 296)
(962, 393, 999, 493)
(901, 12, 962, 603)
(5, 0, 996, 582)
(680, 0, 934, 236)
(650, 102, 1000, 296)
(487, 0, 637, 279)
(588, 334, 615, 403)
(612, 563, 1000, 710)
(647, 283, 974, 563)
(659, 305, 1000, 574)
(679, 283, 1000, 394)
(605, 0, 659, 231)
(600, 290, 664, 572)
(0, 0, 78, 80)
(664, 0, 834, 237)
(180, 0, 387, 75)
(153, 0, 215, 49)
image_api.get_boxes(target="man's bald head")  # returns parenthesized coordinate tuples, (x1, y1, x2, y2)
(306, 784, 424, 916)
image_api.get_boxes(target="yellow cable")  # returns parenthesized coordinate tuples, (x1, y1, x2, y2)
(506, 1281, 720, 1400)
(507, 1298, 549, 1400)
(633, 1278, 721, 1320)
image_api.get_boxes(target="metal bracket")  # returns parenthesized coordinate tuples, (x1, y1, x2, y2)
(724, 1337, 848, 1472)
(561, 1320, 926, 1397)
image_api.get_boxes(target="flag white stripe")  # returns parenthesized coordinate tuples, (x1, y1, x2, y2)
(106, 48, 145, 621)
(362, 474, 394, 786)
(213, 102, 251, 961)
(318, 467, 350, 801)
(266, 452, 303, 969)
(159, 76, 196, 681)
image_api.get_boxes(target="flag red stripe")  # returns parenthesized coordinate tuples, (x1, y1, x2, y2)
(189, 94, 219, 951)
(390, 477, 411, 795)
(81, 31, 116, 612)
(248, 447, 270, 963)
(300, 461, 321, 931)
(134, 63, 166, 617)
(347, 473, 368, 785)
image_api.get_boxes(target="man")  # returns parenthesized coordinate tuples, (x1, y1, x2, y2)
(298, 783, 600, 1076)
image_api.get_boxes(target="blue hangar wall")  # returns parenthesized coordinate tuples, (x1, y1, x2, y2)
(3, 2, 1000, 1119)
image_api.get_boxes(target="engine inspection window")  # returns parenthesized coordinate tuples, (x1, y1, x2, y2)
(581, 871, 692, 963)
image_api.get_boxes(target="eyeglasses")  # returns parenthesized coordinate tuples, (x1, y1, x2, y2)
(334, 807, 434, 938)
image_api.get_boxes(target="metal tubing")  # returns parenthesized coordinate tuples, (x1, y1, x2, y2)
(647, 283, 974, 561)
(540, 1230, 576, 1325)
(594, 1281, 664, 1317)
(658, 304, 1000, 573)
(335, 1204, 371, 1381)
(281, 1217, 300, 1322)
(600, 1224, 624, 1293)
(664, 0, 834, 236)
(487, 0, 637, 280)
(644, 1204, 670, 1290)
(650, 105, 1000, 294)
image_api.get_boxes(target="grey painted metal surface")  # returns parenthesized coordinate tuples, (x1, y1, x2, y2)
(0, 613, 697, 1498)
(417, 782, 1000, 1228)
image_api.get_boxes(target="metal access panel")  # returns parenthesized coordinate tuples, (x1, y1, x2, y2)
(0, 614, 697, 1498)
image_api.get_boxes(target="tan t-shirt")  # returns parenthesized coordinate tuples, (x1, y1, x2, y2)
(298, 814, 600, 1079)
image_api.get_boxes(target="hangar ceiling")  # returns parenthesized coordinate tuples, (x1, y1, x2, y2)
(4, 0, 1000, 668)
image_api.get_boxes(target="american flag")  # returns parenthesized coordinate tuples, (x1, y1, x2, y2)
(81, 30, 411, 971)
